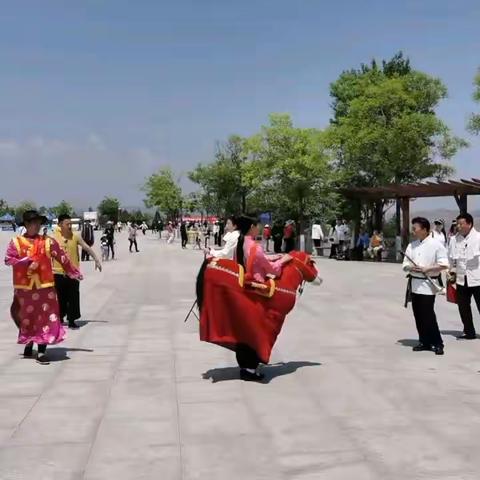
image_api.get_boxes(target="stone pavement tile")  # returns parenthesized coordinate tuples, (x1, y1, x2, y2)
(182, 435, 275, 480)
(103, 384, 177, 421)
(84, 442, 180, 480)
(0, 372, 51, 397)
(176, 379, 243, 405)
(179, 401, 260, 440)
(55, 359, 118, 383)
(0, 443, 91, 480)
(0, 396, 38, 433)
(10, 404, 103, 446)
(36, 380, 111, 409)
(287, 462, 381, 480)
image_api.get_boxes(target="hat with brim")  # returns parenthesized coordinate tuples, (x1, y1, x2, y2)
(434, 218, 445, 225)
(20, 210, 48, 226)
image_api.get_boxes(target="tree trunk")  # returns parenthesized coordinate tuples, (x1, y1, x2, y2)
(374, 200, 383, 232)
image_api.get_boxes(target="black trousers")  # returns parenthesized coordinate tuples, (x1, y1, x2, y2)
(54, 274, 81, 323)
(108, 240, 115, 259)
(81, 249, 90, 261)
(284, 237, 295, 253)
(330, 244, 338, 258)
(236, 344, 260, 369)
(411, 293, 443, 347)
(181, 235, 188, 248)
(129, 238, 139, 252)
(456, 278, 480, 337)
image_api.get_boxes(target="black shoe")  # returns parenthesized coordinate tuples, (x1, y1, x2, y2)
(433, 346, 445, 355)
(240, 369, 265, 382)
(412, 343, 431, 352)
(36, 354, 51, 365)
(68, 322, 80, 330)
(23, 343, 34, 358)
(457, 334, 476, 340)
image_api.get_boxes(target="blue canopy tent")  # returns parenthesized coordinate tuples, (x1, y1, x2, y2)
(0, 213, 15, 222)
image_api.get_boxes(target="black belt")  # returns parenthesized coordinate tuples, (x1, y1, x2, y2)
(404, 274, 441, 308)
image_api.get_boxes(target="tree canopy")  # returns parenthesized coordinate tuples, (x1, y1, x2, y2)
(52, 200, 74, 218)
(143, 167, 183, 221)
(98, 197, 120, 222)
(468, 69, 480, 135)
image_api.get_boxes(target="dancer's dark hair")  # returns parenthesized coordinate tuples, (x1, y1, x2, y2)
(236, 215, 259, 268)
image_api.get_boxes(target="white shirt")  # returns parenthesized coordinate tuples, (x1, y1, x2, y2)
(335, 225, 345, 242)
(210, 230, 239, 260)
(431, 230, 446, 247)
(311, 224, 324, 240)
(402, 236, 449, 295)
(448, 227, 480, 287)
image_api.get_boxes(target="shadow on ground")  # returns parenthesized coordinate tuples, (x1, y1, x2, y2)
(202, 361, 321, 384)
(440, 330, 480, 339)
(397, 339, 419, 347)
(45, 347, 94, 362)
(75, 320, 109, 327)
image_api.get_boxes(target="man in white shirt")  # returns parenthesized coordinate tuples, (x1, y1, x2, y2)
(403, 217, 449, 355)
(448, 213, 480, 340)
(311, 221, 324, 256)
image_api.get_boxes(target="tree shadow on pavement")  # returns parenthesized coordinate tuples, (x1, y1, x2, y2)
(45, 347, 94, 363)
(202, 361, 322, 384)
(397, 339, 419, 347)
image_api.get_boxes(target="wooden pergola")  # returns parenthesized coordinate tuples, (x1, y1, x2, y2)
(340, 178, 480, 251)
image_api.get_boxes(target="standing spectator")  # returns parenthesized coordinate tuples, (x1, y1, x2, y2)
(166, 221, 175, 244)
(213, 221, 220, 247)
(403, 217, 448, 355)
(128, 223, 140, 253)
(448, 220, 457, 245)
(263, 224, 272, 252)
(54, 214, 102, 329)
(283, 220, 296, 253)
(328, 221, 339, 259)
(180, 222, 188, 249)
(311, 221, 324, 256)
(272, 221, 283, 254)
(81, 220, 95, 261)
(218, 220, 225, 246)
(141, 221, 148, 235)
(431, 219, 447, 247)
(104, 221, 116, 260)
(448, 213, 480, 340)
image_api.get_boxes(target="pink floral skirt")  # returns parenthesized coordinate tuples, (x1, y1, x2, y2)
(12, 287, 66, 345)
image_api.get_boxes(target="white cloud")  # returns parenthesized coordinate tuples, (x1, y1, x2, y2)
(0, 135, 167, 208)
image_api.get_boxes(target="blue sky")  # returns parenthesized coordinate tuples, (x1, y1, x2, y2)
(0, 0, 479, 210)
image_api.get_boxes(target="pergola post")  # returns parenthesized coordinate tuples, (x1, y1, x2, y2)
(400, 197, 410, 252)
(454, 193, 468, 214)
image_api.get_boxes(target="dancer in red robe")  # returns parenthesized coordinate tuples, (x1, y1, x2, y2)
(197, 215, 318, 382)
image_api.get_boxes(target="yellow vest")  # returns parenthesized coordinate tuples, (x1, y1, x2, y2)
(53, 231, 81, 274)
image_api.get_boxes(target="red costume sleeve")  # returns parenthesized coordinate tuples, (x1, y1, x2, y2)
(4, 240, 31, 267)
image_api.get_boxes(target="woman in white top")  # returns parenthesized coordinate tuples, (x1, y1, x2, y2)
(208, 217, 239, 260)
(431, 218, 447, 247)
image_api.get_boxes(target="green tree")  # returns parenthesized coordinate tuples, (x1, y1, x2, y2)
(0, 199, 13, 216)
(189, 135, 255, 216)
(98, 197, 121, 222)
(327, 52, 467, 229)
(468, 69, 480, 135)
(244, 114, 337, 226)
(52, 200, 74, 218)
(143, 167, 183, 221)
(15, 201, 37, 220)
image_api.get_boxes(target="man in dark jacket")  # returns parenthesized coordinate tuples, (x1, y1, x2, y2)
(81, 220, 95, 261)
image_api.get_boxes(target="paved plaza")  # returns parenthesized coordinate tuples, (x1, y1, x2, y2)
(1, 231, 480, 479)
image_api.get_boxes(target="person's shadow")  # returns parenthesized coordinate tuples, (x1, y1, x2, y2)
(397, 339, 419, 347)
(202, 361, 321, 384)
(75, 320, 109, 328)
(44, 347, 94, 362)
(440, 330, 478, 339)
